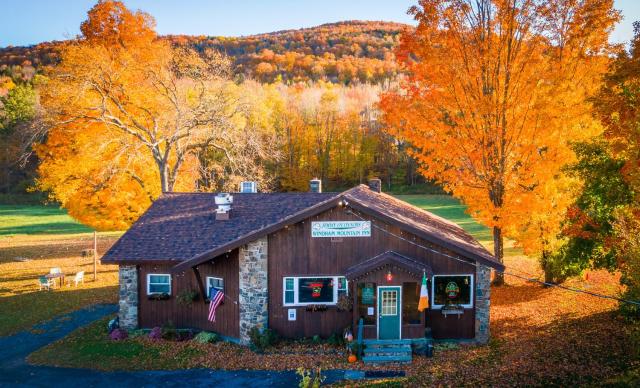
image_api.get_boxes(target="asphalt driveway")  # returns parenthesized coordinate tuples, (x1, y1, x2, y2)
(0, 304, 346, 387)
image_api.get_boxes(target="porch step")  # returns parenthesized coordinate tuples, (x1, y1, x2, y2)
(363, 345, 411, 356)
(362, 340, 413, 364)
(362, 354, 412, 364)
(363, 339, 412, 346)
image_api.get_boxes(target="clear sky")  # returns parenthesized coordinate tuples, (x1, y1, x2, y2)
(1, 0, 639, 48)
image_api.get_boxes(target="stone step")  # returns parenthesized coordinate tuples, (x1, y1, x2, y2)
(362, 354, 412, 364)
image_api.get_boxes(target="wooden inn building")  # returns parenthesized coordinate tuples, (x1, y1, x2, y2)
(102, 179, 503, 348)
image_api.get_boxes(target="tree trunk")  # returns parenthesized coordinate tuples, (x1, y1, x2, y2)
(158, 161, 170, 193)
(492, 226, 505, 286)
(541, 251, 554, 286)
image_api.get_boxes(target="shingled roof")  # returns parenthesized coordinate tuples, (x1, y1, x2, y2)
(102, 185, 503, 272)
(101, 191, 339, 263)
(341, 186, 501, 269)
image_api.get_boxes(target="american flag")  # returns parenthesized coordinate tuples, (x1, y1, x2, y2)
(208, 288, 224, 322)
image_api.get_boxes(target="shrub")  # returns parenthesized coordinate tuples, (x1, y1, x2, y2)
(149, 327, 162, 340)
(128, 329, 147, 338)
(327, 332, 345, 347)
(161, 321, 177, 340)
(177, 329, 194, 342)
(109, 328, 128, 341)
(249, 326, 279, 352)
(194, 331, 219, 344)
(297, 367, 325, 388)
(312, 335, 322, 344)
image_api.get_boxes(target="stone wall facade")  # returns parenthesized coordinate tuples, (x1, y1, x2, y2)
(474, 263, 491, 344)
(238, 237, 269, 344)
(118, 265, 138, 329)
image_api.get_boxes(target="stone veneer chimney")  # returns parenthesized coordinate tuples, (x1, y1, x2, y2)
(118, 265, 138, 329)
(368, 178, 382, 193)
(238, 237, 269, 344)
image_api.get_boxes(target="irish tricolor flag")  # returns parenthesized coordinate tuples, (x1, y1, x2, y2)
(418, 272, 429, 311)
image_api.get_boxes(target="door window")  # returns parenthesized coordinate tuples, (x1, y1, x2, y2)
(381, 290, 397, 316)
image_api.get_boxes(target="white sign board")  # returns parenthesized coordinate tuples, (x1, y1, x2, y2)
(311, 221, 371, 238)
(367, 307, 374, 316)
(288, 309, 297, 321)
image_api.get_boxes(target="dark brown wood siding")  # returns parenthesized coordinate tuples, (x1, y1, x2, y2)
(268, 205, 476, 339)
(137, 250, 239, 338)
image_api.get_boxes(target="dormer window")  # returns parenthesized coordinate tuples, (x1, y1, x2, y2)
(240, 181, 257, 193)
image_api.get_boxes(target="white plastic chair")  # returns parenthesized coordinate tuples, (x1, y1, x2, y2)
(69, 271, 85, 287)
(38, 276, 54, 291)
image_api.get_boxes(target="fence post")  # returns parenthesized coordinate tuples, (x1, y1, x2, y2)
(93, 231, 97, 281)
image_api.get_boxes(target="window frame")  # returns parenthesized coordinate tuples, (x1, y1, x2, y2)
(146, 273, 171, 295)
(282, 276, 348, 306)
(206, 276, 224, 298)
(431, 274, 474, 309)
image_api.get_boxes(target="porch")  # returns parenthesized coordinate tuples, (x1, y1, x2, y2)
(346, 251, 433, 341)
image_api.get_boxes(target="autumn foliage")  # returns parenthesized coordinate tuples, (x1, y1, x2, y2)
(381, 0, 619, 282)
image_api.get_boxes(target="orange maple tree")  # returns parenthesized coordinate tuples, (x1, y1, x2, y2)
(381, 0, 619, 283)
(36, 1, 245, 229)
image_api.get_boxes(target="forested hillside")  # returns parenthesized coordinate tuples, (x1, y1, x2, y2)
(1, 20, 427, 206)
(1, 21, 406, 84)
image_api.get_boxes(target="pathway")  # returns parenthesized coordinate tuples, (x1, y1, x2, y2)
(0, 304, 346, 387)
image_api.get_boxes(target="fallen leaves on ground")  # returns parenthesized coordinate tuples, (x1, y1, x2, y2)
(26, 254, 639, 386)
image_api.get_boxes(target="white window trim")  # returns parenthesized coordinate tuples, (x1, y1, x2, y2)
(431, 274, 474, 309)
(206, 276, 224, 298)
(282, 276, 348, 307)
(146, 273, 171, 295)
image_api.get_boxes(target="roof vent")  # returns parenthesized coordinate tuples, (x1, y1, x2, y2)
(309, 178, 322, 193)
(239, 181, 257, 193)
(215, 193, 233, 221)
(368, 178, 382, 193)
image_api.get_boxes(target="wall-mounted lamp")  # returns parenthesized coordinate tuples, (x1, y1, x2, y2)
(386, 270, 393, 283)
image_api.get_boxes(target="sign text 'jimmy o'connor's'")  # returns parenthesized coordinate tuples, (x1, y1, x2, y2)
(311, 221, 371, 238)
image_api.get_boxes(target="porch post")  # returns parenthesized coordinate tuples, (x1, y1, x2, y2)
(475, 264, 491, 343)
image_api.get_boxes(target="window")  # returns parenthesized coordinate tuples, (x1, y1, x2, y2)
(147, 274, 171, 295)
(432, 275, 473, 308)
(239, 181, 257, 193)
(338, 277, 348, 297)
(402, 282, 422, 324)
(357, 282, 376, 325)
(282, 276, 347, 306)
(206, 277, 224, 298)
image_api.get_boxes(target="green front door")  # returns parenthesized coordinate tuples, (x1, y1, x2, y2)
(378, 286, 401, 340)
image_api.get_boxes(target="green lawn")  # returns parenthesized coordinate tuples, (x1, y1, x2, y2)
(397, 195, 493, 246)
(0, 204, 94, 236)
(0, 204, 122, 336)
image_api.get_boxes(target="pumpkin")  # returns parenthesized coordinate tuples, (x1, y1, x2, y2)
(348, 354, 357, 363)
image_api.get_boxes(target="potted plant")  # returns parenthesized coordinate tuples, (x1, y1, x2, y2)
(148, 293, 170, 301)
(336, 294, 353, 312)
(177, 289, 199, 305)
